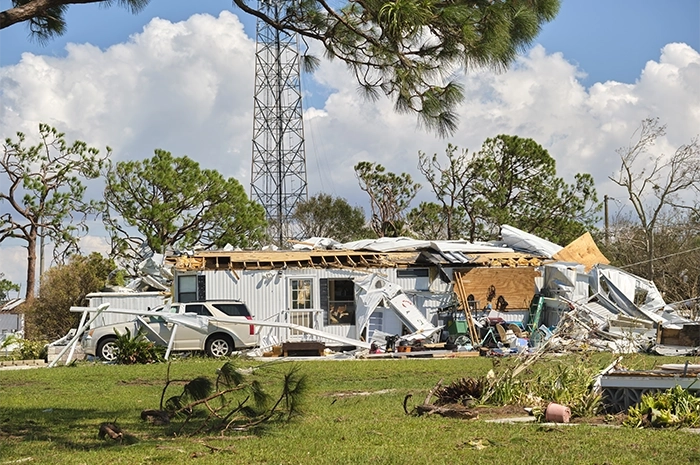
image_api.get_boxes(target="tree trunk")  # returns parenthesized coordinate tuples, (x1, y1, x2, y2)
(647, 229, 655, 283)
(0, 0, 103, 30)
(25, 232, 37, 301)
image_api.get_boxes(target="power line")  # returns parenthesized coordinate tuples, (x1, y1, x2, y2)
(618, 244, 700, 269)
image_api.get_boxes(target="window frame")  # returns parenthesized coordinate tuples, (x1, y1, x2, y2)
(178, 275, 198, 303)
(326, 278, 356, 325)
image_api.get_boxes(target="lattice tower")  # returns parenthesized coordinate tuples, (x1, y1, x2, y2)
(250, 1, 308, 247)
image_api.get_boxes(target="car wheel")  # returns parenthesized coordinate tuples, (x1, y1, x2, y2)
(205, 334, 233, 358)
(96, 336, 119, 362)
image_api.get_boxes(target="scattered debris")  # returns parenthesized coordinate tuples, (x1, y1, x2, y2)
(433, 377, 485, 405)
(458, 438, 497, 450)
(98, 422, 123, 442)
(404, 379, 479, 419)
(140, 409, 170, 425)
(144, 361, 306, 436)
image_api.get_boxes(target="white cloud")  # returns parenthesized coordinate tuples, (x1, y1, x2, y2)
(0, 11, 255, 177)
(0, 245, 27, 294)
(304, 42, 700, 207)
(1, 12, 699, 293)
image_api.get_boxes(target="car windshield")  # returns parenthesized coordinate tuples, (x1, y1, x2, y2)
(148, 304, 180, 323)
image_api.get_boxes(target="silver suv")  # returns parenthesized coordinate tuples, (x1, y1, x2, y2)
(82, 301, 256, 361)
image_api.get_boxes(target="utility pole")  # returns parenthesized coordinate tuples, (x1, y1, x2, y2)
(604, 195, 609, 245)
(250, 0, 308, 248)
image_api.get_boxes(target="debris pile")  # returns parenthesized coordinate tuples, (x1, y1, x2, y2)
(495, 227, 699, 357)
(533, 263, 698, 356)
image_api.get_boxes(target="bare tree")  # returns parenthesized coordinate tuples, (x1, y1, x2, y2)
(354, 162, 420, 237)
(418, 145, 475, 240)
(610, 117, 700, 281)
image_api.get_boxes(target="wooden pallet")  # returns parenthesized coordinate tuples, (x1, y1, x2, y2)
(282, 341, 326, 357)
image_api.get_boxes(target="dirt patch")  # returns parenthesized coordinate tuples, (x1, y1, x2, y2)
(472, 404, 529, 419)
(118, 378, 164, 386)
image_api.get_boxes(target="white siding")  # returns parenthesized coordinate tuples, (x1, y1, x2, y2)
(87, 292, 170, 327)
(0, 314, 22, 333)
(178, 267, 451, 337)
(173, 265, 472, 343)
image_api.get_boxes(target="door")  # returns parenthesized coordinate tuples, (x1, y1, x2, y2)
(288, 278, 314, 336)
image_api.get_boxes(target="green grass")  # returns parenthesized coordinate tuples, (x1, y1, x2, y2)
(1, 353, 700, 464)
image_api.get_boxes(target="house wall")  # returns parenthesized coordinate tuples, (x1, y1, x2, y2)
(0, 314, 22, 334)
(87, 292, 171, 327)
(173, 266, 455, 341)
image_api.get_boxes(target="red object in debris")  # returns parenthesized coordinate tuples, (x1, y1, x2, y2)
(545, 403, 571, 423)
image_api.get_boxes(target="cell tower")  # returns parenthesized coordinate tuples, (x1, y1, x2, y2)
(250, 0, 308, 248)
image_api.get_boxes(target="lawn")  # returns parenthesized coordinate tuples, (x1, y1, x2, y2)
(1, 353, 699, 465)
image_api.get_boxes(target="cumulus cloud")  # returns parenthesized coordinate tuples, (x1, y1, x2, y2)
(0, 246, 27, 294)
(303, 42, 700, 206)
(1, 12, 699, 292)
(0, 11, 255, 178)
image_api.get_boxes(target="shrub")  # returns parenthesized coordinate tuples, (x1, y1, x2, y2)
(0, 336, 48, 360)
(114, 328, 164, 364)
(624, 385, 700, 428)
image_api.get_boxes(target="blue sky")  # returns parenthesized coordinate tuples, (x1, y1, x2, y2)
(2, 0, 698, 85)
(0, 0, 699, 290)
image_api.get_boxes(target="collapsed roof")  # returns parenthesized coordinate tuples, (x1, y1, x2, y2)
(167, 225, 547, 272)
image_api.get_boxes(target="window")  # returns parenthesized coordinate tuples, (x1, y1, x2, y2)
(184, 304, 212, 316)
(396, 268, 430, 291)
(178, 275, 197, 303)
(212, 303, 251, 317)
(290, 279, 313, 310)
(397, 269, 429, 278)
(328, 279, 356, 325)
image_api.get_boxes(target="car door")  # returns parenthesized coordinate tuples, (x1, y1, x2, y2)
(146, 303, 207, 350)
(173, 303, 213, 350)
(144, 303, 180, 346)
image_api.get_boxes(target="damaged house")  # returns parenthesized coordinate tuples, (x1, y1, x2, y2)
(72, 224, 697, 358)
(164, 234, 544, 349)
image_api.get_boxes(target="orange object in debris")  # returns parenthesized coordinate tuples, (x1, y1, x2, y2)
(545, 403, 571, 423)
(397, 346, 411, 353)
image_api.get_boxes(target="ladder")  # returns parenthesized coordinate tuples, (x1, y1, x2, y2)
(453, 276, 481, 345)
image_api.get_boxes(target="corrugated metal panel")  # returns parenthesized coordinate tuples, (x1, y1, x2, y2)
(204, 270, 283, 318)
(87, 293, 170, 327)
(441, 251, 473, 264)
(0, 314, 22, 333)
(185, 267, 454, 341)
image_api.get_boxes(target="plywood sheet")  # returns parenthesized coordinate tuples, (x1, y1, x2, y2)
(454, 268, 540, 311)
(553, 232, 609, 271)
